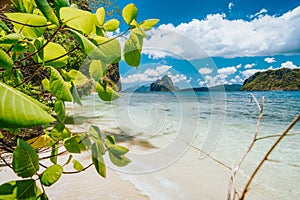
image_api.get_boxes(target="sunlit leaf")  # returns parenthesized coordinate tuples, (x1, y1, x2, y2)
(109, 145, 129, 156)
(27, 134, 51, 149)
(92, 143, 106, 178)
(60, 7, 95, 35)
(67, 69, 89, 86)
(71, 81, 82, 106)
(44, 42, 68, 68)
(0, 179, 40, 200)
(73, 159, 84, 171)
(0, 49, 14, 69)
(49, 66, 73, 102)
(123, 29, 143, 67)
(41, 164, 63, 186)
(54, 100, 66, 122)
(96, 7, 105, 25)
(103, 19, 119, 32)
(4, 13, 47, 38)
(109, 152, 131, 167)
(89, 60, 105, 81)
(63, 136, 81, 153)
(54, 0, 70, 18)
(89, 125, 106, 155)
(140, 19, 159, 31)
(50, 144, 58, 164)
(0, 33, 22, 45)
(35, 0, 59, 25)
(12, 139, 39, 178)
(96, 82, 120, 102)
(122, 3, 138, 25)
(0, 82, 55, 128)
(42, 78, 51, 92)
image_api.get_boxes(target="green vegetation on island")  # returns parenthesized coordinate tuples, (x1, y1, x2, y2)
(242, 68, 300, 91)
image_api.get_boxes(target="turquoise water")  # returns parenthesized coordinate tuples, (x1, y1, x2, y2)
(67, 91, 300, 199)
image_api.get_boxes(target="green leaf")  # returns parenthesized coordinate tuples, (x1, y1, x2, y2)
(35, 0, 59, 25)
(140, 19, 159, 31)
(60, 7, 95, 35)
(70, 29, 107, 61)
(41, 164, 63, 186)
(50, 144, 58, 164)
(0, 132, 3, 139)
(77, 133, 92, 151)
(4, 13, 47, 38)
(0, 19, 10, 33)
(123, 29, 144, 67)
(27, 134, 51, 149)
(92, 143, 106, 178)
(63, 136, 81, 153)
(109, 152, 131, 167)
(122, 3, 138, 25)
(0, 179, 40, 200)
(73, 159, 84, 171)
(12, 139, 39, 178)
(0, 49, 14, 69)
(0, 82, 55, 128)
(96, 82, 120, 102)
(93, 36, 121, 64)
(103, 19, 120, 32)
(0, 33, 22, 45)
(89, 60, 105, 81)
(67, 70, 89, 87)
(44, 42, 68, 68)
(42, 78, 51, 92)
(109, 145, 129, 156)
(71, 81, 82, 106)
(40, 193, 49, 200)
(88, 125, 106, 155)
(54, 100, 66, 122)
(96, 7, 105, 26)
(50, 122, 71, 141)
(49, 66, 73, 102)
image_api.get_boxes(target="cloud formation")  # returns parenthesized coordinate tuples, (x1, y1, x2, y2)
(144, 6, 300, 59)
(198, 67, 213, 75)
(264, 57, 276, 63)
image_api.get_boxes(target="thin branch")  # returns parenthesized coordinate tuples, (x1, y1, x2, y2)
(13, 66, 41, 88)
(0, 155, 13, 169)
(0, 14, 53, 28)
(227, 97, 264, 200)
(256, 133, 298, 141)
(39, 150, 67, 160)
(182, 140, 232, 170)
(240, 114, 300, 200)
(97, 27, 130, 46)
(62, 163, 93, 174)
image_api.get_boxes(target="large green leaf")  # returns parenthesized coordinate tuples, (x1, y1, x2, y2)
(108, 152, 131, 167)
(96, 82, 120, 102)
(63, 136, 81, 153)
(103, 19, 120, 32)
(89, 125, 106, 155)
(0, 179, 40, 200)
(122, 3, 138, 25)
(70, 29, 107, 61)
(123, 29, 143, 67)
(0, 33, 22, 45)
(109, 145, 129, 156)
(60, 7, 95, 35)
(54, 100, 66, 122)
(0, 49, 14, 69)
(40, 164, 63, 186)
(92, 143, 106, 178)
(35, 0, 59, 25)
(96, 7, 105, 26)
(49, 66, 73, 102)
(140, 19, 159, 31)
(44, 42, 68, 68)
(4, 13, 48, 38)
(0, 82, 55, 128)
(12, 139, 39, 178)
(89, 60, 106, 81)
(93, 36, 121, 64)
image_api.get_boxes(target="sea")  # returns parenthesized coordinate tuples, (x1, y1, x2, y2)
(65, 90, 300, 200)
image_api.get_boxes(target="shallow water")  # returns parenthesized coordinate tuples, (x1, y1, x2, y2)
(66, 90, 300, 199)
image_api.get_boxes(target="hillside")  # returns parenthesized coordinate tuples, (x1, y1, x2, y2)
(242, 68, 300, 91)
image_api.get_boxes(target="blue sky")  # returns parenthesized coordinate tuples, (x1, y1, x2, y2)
(112, 0, 300, 89)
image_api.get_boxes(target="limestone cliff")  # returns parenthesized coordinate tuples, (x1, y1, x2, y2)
(150, 75, 176, 91)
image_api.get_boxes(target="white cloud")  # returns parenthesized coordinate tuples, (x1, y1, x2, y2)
(280, 61, 299, 69)
(250, 8, 268, 19)
(217, 66, 237, 75)
(144, 6, 300, 59)
(198, 67, 213, 74)
(122, 65, 172, 83)
(235, 64, 242, 69)
(167, 72, 187, 83)
(244, 63, 256, 69)
(264, 57, 276, 63)
(240, 69, 264, 79)
(228, 2, 235, 12)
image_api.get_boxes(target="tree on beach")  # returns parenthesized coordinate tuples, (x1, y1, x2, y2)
(0, 0, 158, 198)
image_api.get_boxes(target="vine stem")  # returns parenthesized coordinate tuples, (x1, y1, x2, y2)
(227, 96, 264, 200)
(239, 114, 300, 199)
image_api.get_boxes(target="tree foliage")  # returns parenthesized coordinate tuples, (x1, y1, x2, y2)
(0, 0, 159, 198)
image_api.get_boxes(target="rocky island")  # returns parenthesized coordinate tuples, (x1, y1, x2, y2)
(150, 75, 176, 91)
(242, 68, 300, 91)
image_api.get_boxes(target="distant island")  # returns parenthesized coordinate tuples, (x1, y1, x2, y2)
(242, 68, 300, 91)
(181, 84, 242, 92)
(150, 75, 176, 91)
